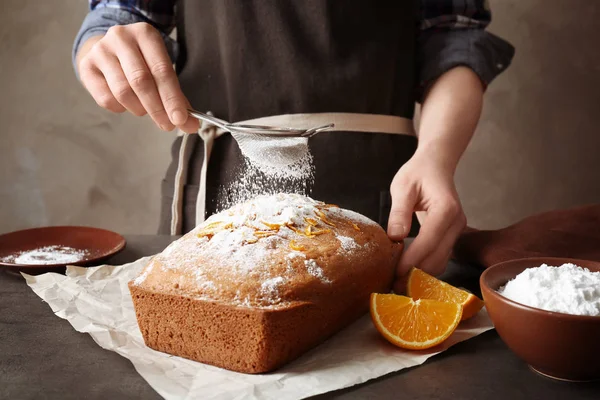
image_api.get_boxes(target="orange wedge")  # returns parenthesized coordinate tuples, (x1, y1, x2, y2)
(370, 293, 462, 350)
(406, 268, 484, 320)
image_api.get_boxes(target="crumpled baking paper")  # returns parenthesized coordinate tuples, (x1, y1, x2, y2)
(24, 258, 494, 400)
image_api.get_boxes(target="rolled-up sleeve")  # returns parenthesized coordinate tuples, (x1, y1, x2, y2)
(72, 3, 178, 78)
(417, 1, 515, 100)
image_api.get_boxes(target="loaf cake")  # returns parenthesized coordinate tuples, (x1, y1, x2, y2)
(129, 193, 401, 373)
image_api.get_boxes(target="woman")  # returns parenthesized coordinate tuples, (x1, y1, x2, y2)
(73, 1, 514, 288)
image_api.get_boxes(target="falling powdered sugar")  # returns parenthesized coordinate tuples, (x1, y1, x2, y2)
(218, 132, 315, 210)
(2, 245, 89, 265)
(232, 132, 313, 178)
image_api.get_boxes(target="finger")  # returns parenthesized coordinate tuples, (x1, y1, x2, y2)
(111, 35, 164, 119)
(417, 213, 466, 277)
(80, 63, 126, 113)
(178, 100, 200, 133)
(111, 30, 174, 131)
(93, 46, 146, 116)
(397, 199, 460, 275)
(387, 184, 418, 240)
(392, 274, 410, 295)
(135, 26, 190, 128)
(179, 114, 200, 133)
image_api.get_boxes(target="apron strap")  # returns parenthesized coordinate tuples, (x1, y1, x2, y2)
(170, 133, 193, 235)
(239, 113, 415, 135)
(171, 112, 415, 234)
(170, 113, 227, 235)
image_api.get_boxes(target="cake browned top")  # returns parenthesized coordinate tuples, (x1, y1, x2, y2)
(132, 194, 398, 309)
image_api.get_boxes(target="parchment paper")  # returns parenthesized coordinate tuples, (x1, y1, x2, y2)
(24, 258, 494, 400)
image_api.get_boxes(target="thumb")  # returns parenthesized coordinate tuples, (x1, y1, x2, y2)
(387, 185, 417, 241)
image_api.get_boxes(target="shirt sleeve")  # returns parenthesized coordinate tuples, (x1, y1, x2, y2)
(417, 0, 515, 101)
(72, 1, 178, 77)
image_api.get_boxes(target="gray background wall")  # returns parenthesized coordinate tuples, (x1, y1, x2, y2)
(1, 0, 599, 235)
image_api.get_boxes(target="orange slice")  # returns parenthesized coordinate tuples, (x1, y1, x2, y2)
(370, 293, 462, 350)
(406, 268, 484, 320)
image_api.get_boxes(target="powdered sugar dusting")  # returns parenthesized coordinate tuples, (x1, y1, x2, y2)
(194, 272, 217, 292)
(286, 251, 306, 260)
(336, 234, 359, 253)
(212, 193, 321, 230)
(134, 261, 155, 285)
(136, 194, 378, 308)
(305, 259, 331, 284)
(329, 207, 378, 227)
(260, 276, 287, 304)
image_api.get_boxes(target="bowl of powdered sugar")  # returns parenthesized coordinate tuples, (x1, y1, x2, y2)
(480, 257, 600, 382)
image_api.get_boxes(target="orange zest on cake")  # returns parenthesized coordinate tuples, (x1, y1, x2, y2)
(289, 240, 306, 251)
(196, 199, 340, 245)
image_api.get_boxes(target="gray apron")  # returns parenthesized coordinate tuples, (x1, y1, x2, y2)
(159, 0, 420, 235)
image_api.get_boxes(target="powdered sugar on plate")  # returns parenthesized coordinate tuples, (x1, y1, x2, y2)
(498, 263, 600, 316)
(1, 245, 89, 265)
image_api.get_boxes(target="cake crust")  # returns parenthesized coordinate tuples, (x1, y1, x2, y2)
(129, 194, 402, 373)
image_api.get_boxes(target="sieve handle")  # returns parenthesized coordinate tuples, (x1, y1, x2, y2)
(187, 109, 231, 132)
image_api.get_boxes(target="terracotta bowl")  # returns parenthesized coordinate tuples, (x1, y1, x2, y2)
(0, 226, 126, 274)
(480, 257, 600, 382)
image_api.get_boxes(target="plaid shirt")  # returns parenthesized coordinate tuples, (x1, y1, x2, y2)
(89, 0, 493, 34)
(76, 1, 513, 96)
(88, 0, 177, 34)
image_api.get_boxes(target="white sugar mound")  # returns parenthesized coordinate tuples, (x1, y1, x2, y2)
(498, 263, 600, 316)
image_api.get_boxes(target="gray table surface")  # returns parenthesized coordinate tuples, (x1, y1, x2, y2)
(1, 235, 599, 400)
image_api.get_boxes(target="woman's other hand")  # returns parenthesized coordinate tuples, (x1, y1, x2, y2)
(388, 152, 467, 289)
(386, 66, 484, 291)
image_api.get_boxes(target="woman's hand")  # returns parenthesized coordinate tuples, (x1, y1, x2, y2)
(387, 151, 467, 289)
(76, 23, 199, 133)
(387, 66, 484, 290)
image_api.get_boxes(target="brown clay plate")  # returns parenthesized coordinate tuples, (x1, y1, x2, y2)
(0, 226, 126, 274)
